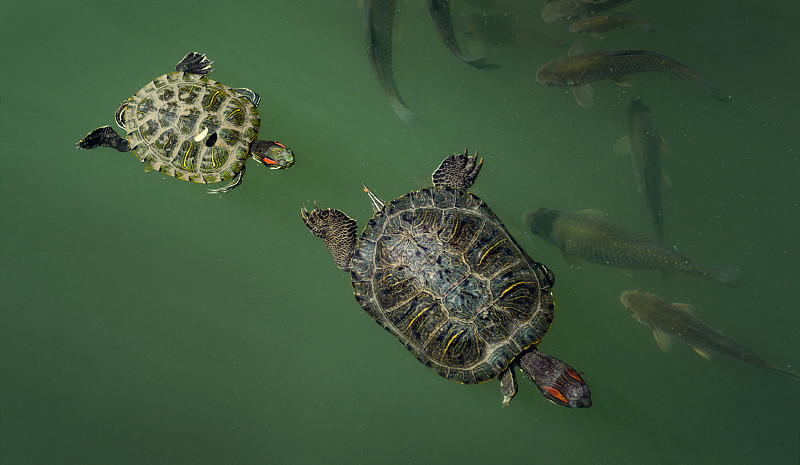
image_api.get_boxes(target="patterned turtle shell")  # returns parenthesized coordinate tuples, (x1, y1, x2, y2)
(120, 71, 259, 184)
(349, 186, 556, 384)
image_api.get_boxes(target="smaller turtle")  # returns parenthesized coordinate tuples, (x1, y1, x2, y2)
(302, 151, 591, 407)
(76, 52, 294, 193)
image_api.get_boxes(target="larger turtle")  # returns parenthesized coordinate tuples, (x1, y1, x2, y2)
(301, 150, 591, 408)
(76, 52, 294, 193)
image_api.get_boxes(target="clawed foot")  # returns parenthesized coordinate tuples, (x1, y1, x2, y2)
(432, 148, 483, 189)
(176, 52, 214, 75)
(301, 203, 358, 271)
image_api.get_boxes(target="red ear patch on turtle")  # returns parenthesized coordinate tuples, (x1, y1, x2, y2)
(544, 386, 568, 404)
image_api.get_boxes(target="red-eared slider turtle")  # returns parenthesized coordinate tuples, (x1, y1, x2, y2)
(301, 151, 591, 407)
(76, 52, 294, 193)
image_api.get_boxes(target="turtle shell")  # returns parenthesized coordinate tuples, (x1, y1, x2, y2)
(121, 71, 260, 184)
(350, 186, 555, 384)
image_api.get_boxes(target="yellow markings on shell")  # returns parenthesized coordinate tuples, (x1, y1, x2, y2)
(226, 107, 243, 122)
(442, 329, 465, 359)
(206, 90, 223, 109)
(193, 127, 208, 142)
(209, 150, 222, 170)
(181, 141, 195, 170)
(477, 238, 506, 267)
(497, 281, 535, 300)
(405, 305, 431, 332)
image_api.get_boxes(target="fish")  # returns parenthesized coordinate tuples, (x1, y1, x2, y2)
(541, 0, 633, 23)
(426, 0, 498, 69)
(620, 290, 800, 380)
(523, 208, 741, 286)
(616, 97, 669, 243)
(568, 12, 653, 36)
(364, 0, 417, 124)
(536, 44, 724, 107)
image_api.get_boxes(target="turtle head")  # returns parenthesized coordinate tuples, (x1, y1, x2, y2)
(251, 140, 294, 170)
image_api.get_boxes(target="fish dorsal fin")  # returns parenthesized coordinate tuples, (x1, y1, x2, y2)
(693, 347, 713, 360)
(653, 329, 672, 351)
(672, 303, 695, 314)
(577, 208, 606, 217)
(568, 41, 585, 56)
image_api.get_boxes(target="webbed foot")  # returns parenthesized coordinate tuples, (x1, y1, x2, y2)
(499, 368, 518, 407)
(432, 149, 483, 189)
(301, 203, 358, 272)
(176, 52, 214, 75)
(234, 88, 260, 107)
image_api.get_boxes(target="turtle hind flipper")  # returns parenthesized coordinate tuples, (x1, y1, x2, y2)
(76, 126, 131, 152)
(176, 52, 214, 75)
(432, 149, 483, 189)
(301, 204, 358, 271)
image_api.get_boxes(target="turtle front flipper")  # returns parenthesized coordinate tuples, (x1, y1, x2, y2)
(432, 149, 483, 189)
(234, 88, 260, 107)
(76, 126, 131, 152)
(499, 367, 518, 407)
(518, 349, 591, 408)
(301, 204, 358, 272)
(176, 52, 214, 75)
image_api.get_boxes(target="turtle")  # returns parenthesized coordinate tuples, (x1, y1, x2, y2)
(76, 52, 294, 193)
(301, 150, 591, 408)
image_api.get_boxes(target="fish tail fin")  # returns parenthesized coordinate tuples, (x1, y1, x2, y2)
(463, 56, 499, 70)
(694, 73, 727, 101)
(770, 364, 800, 381)
(391, 100, 418, 125)
(704, 266, 743, 286)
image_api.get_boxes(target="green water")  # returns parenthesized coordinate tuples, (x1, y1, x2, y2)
(2, 1, 798, 464)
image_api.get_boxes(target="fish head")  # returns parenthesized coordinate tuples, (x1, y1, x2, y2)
(535, 62, 569, 86)
(620, 290, 656, 325)
(523, 208, 560, 238)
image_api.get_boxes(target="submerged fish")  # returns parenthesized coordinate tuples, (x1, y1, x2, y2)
(620, 290, 800, 380)
(523, 208, 741, 286)
(618, 97, 668, 243)
(568, 12, 653, 36)
(542, 0, 633, 23)
(364, 0, 417, 124)
(427, 0, 497, 69)
(536, 45, 724, 107)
